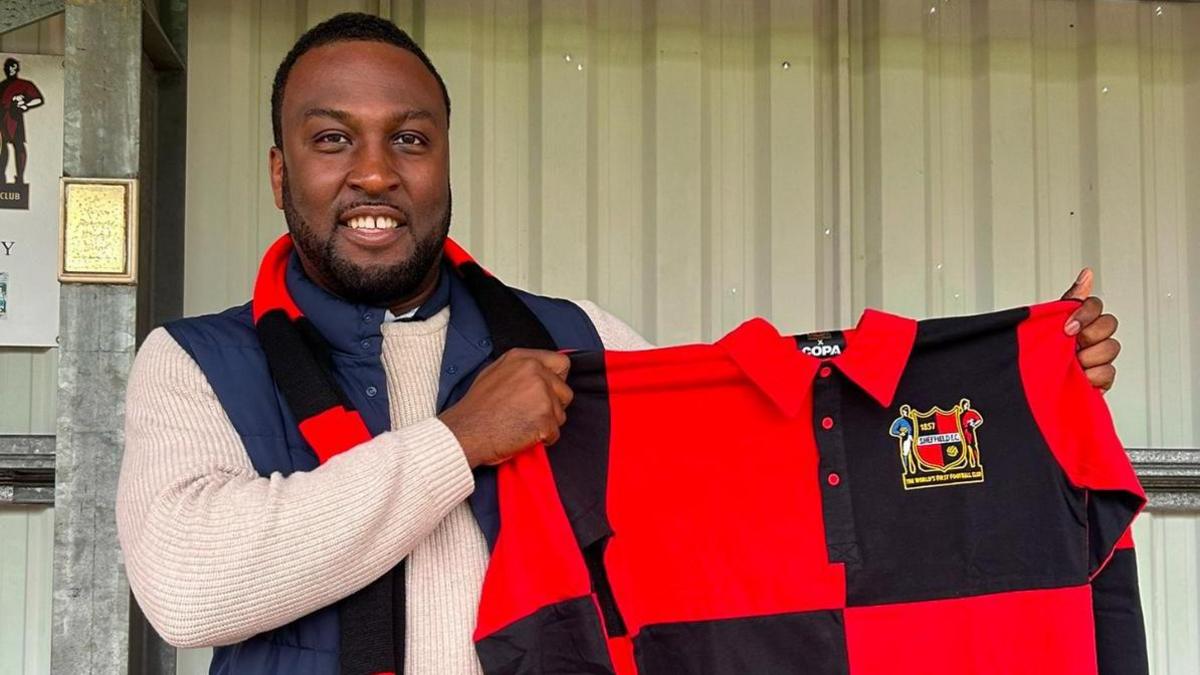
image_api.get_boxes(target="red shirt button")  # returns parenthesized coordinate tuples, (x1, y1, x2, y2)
(821, 416, 835, 430)
(827, 473, 841, 486)
(819, 366, 832, 378)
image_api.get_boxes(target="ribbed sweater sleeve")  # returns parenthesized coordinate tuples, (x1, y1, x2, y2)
(116, 327, 474, 648)
(576, 300, 655, 350)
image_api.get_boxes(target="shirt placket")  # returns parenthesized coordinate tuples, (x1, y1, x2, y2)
(813, 362, 861, 566)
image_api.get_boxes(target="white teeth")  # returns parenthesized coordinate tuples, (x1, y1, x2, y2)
(346, 216, 399, 230)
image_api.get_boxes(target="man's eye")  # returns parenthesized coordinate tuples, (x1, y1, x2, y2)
(395, 132, 426, 146)
(316, 132, 349, 144)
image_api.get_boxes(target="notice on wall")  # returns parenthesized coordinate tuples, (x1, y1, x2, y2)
(0, 53, 63, 347)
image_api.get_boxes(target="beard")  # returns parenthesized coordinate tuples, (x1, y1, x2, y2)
(281, 168, 451, 307)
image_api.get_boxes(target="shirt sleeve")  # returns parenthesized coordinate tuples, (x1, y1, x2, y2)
(1091, 528, 1148, 675)
(1017, 302, 1148, 673)
(1016, 301, 1145, 576)
(116, 328, 475, 648)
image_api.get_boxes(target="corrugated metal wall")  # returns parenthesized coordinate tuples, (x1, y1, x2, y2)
(0, 507, 53, 675)
(0, 15, 62, 675)
(1, 1, 1198, 673)
(184, 0, 1198, 450)
(0, 506, 53, 675)
(181, 1, 1200, 672)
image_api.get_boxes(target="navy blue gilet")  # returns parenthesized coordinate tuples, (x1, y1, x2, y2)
(163, 253, 603, 675)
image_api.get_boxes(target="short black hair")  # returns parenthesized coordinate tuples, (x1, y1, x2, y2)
(270, 13, 450, 149)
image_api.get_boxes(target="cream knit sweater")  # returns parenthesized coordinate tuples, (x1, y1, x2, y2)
(116, 300, 650, 674)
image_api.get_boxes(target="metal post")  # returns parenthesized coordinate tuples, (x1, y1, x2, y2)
(52, 2, 142, 673)
(130, 2, 188, 672)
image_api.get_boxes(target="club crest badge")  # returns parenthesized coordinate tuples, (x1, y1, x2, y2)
(888, 398, 984, 490)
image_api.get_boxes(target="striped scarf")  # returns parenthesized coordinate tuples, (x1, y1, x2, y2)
(251, 233, 555, 674)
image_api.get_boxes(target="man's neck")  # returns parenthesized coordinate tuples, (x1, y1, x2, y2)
(387, 265, 441, 316)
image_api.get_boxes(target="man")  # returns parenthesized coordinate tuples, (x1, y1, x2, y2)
(0, 58, 42, 184)
(115, 13, 1122, 675)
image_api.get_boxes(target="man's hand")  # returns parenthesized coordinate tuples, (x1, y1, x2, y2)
(439, 349, 573, 468)
(1061, 268, 1120, 392)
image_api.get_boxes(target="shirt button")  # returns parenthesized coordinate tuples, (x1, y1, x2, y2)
(360, 339, 371, 350)
(819, 366, 832, 378)
(362, 312, 373, 322)
(365, 386, 378, 397)
(446, 365, 459, 375)
(478, 338, 491, 348)
(827, 472, 841, 487)
(821, 416, 835, 430)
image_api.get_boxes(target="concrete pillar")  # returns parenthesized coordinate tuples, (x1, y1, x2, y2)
(52, 1, 186, 673)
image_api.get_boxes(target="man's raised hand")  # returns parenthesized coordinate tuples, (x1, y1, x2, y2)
(1062, 268, 1121, 392)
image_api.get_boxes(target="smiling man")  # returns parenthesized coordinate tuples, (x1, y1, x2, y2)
(115, 13, 1124, 675)
(273, 39, 449, 313)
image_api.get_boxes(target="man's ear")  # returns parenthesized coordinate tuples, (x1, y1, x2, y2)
(269, 146, 285, 210)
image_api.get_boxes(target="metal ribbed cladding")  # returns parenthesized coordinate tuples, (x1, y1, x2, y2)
(1127, 449, 1200, 512)
(0, 434, 55, 504)
(1, 434, 1196, 510)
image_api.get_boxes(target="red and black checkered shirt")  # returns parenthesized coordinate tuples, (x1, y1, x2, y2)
(474, 300, 1146, 675)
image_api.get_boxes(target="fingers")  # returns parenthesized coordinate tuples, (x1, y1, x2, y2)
(1084, 364, 1117, 392)
(1061, 268, 1094, 301)
(539, 390, 566, 446)
(548, 373, 575, 408)
(537, 369, 572, 430)
(540, 422, 563, 447)
(1077, 337, 1121, 369)
(1065, 296, 1104, 336)
(541, 351, 571, 379)
(532, 358, 573, 445)
(509, 348, 572, 379)
(451, 348, 579, 462)
(1077, 314, 1118, 349)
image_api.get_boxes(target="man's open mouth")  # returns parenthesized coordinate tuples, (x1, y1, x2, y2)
(343, 215, 401, 230)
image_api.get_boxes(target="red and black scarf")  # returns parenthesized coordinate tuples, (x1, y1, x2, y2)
(251, 233, 555, 674)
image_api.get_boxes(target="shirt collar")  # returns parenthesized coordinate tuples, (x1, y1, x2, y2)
(387, 306, 419, 321)
(835, 309, 918, 407)
(716, 309, 918, 416)
(285, 251, 380, 355)
(285, 253, 456, 353)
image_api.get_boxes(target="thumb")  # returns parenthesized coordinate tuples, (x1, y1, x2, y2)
(1062, 268, 1094, 300)
(534, 350, 572, 379)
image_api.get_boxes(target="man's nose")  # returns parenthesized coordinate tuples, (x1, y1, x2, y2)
(347, 143, 401, 195)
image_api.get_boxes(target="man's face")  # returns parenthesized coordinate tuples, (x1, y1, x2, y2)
(5, 62, 17, 77)
(270, 40, 450, 307)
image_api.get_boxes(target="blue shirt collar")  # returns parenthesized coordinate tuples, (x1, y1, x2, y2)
(285, 253, 461, 355)
(285, 252, 378, 355)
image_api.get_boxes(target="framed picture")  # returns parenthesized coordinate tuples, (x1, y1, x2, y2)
(58, 177, 138, 284)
